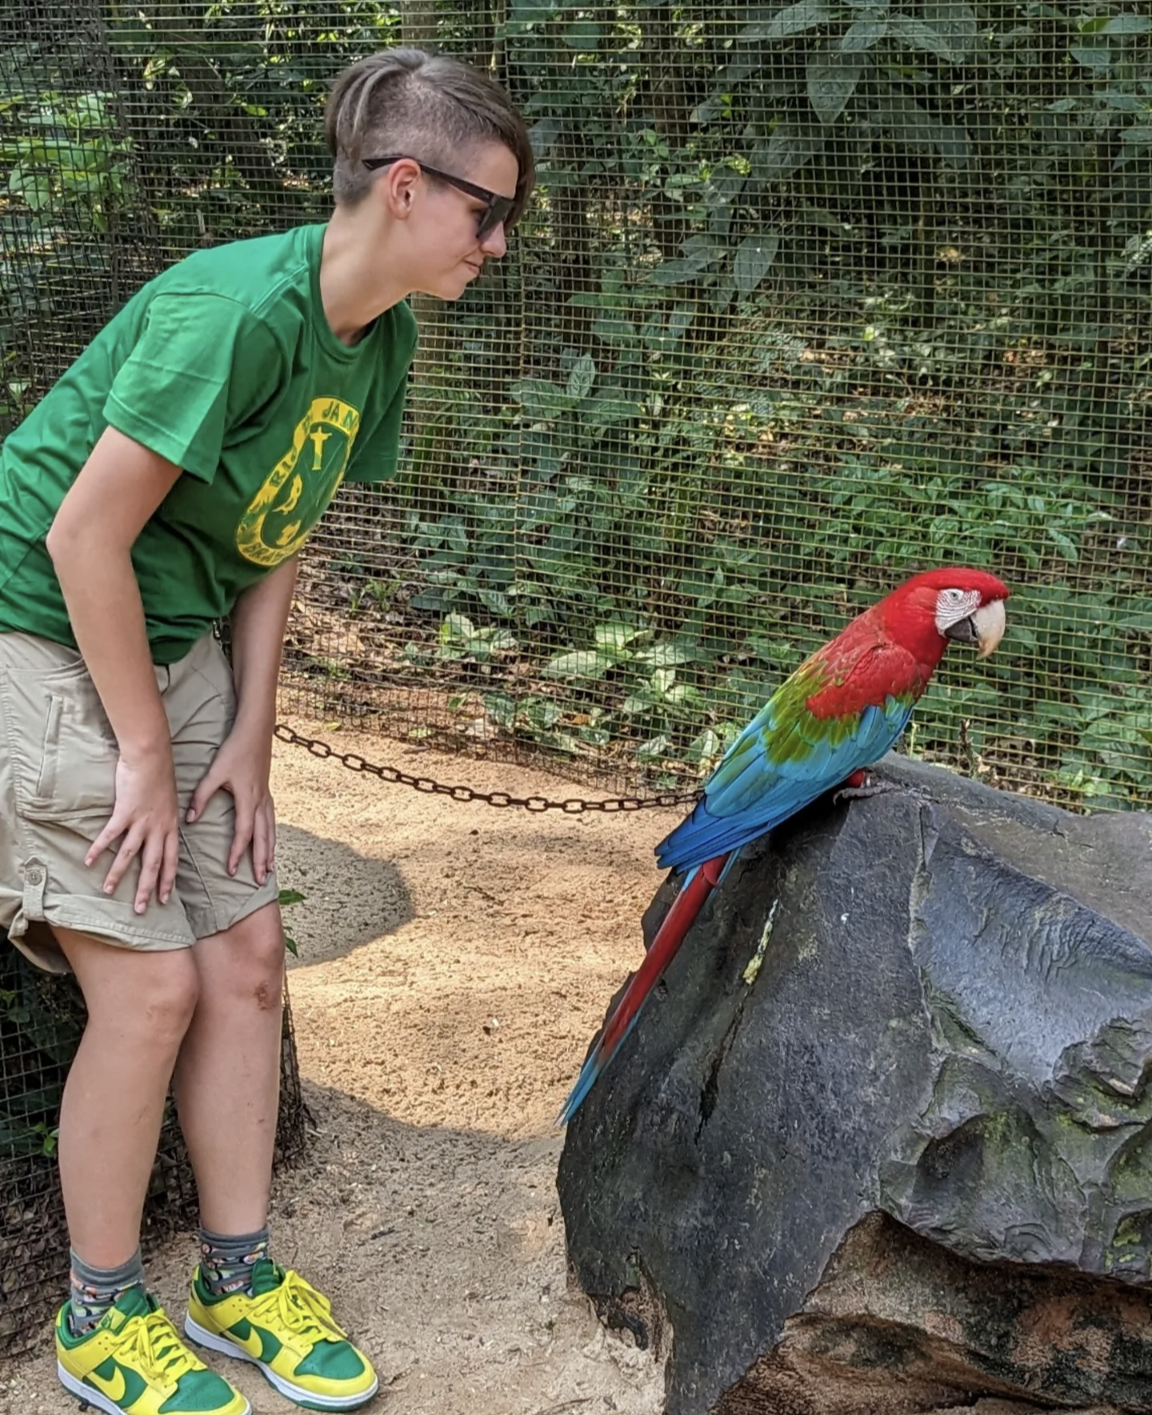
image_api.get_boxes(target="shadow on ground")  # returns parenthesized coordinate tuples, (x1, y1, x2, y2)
(277, 821, 414, 969)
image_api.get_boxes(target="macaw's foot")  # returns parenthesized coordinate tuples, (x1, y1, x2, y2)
(832, 770, 902, 805)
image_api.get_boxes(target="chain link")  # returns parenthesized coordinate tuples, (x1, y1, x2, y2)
(273, 723, 701, 815)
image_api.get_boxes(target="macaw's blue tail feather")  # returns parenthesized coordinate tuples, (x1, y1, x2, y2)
(558, 852, 734, 1125)
(557, 1009, 644, 1125)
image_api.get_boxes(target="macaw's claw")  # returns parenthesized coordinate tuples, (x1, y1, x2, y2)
(832, 772, 902, 805)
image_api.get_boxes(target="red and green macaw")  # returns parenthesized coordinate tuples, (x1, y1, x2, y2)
(559, 567, 1009, 1123)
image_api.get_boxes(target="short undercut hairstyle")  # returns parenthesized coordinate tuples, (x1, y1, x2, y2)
(326, 48, 535, 223)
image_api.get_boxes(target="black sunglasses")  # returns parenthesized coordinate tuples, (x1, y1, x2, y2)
(362, 155, 516, 240)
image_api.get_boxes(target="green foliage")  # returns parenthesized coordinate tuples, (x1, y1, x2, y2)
(471, 0, 1152, 794)
(279, 888, 306, 957)
(0, 90, 131, 227)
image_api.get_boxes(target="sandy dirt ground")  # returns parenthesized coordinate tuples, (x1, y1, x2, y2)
(4, 717, 675, 1415)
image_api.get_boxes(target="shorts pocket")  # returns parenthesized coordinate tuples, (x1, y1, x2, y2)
(1, 668, 117, 823)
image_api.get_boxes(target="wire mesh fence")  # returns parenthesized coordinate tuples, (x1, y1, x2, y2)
(0, 0, 1149, 812)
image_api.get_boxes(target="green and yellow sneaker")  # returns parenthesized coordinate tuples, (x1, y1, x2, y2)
(184, 1260, 378, 1411)
(56, 1285, 250, 1415)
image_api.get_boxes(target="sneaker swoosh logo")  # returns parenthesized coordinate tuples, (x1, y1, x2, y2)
(229, 1323, 282, 1365)
(87, 1363, 147, 1406)
(88, 1366, 127, 1403)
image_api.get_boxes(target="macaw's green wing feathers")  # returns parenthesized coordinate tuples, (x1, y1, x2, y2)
(697, 659, 828, 811)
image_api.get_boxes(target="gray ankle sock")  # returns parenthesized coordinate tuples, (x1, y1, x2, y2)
(197, 1225, 270, 1297)
(68, 1247, 145, 1336)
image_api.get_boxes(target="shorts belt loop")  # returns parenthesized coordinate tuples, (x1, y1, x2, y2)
(22, 856, 47, 918)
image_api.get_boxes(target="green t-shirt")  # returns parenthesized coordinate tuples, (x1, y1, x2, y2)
(0, 223, 417, 664)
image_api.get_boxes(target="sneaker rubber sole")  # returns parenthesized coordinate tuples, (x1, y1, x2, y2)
(184, 1316, 379, 1412)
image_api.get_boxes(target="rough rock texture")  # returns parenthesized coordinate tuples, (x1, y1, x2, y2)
(558, 757, 1152, 1415)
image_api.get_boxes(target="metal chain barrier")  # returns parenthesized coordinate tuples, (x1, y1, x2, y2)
(273, 723, 701, 815)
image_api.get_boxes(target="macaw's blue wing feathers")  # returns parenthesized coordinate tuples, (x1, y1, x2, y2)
(656, 696, 915, 873)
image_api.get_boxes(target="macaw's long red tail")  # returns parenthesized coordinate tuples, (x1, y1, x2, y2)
(557, 852, 730, 1125)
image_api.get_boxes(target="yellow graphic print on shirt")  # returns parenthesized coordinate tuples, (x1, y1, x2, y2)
(236, 396, 361, 567)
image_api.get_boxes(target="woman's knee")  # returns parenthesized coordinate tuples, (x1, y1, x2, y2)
(196, 906, 285, 1010)
(139, 965, 201, 1044)
(56, 928, 200, 1050)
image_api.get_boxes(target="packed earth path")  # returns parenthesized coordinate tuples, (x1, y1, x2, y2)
(4, 716, 672, 1415)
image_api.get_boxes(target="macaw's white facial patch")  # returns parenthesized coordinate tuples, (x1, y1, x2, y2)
(934, 586, 982, 636)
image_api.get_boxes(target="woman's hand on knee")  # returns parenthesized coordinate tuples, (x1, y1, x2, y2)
(86, 746, 181, 913)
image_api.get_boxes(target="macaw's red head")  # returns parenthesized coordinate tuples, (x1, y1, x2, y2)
(879, 567, 1010, 665)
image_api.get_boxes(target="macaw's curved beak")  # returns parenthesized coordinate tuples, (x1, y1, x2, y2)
(945, 598, 1007, 658)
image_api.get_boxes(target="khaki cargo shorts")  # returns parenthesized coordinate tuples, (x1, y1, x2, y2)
(0, 631, 279, 974)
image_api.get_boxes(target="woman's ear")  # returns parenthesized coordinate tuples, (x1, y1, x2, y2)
(378, 158, 421, 222)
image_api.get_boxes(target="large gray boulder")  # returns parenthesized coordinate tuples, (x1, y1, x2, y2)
(558, 757, 1152, 1414)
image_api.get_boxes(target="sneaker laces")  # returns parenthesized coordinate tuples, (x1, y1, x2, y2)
(252, 1269, 349, 1347)
(118, 1308, 203, 1388)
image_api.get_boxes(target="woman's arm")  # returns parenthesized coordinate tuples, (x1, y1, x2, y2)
(185, 554, 299, 883)
(46, 425, 184, 911)
(228, 554, 298, 742)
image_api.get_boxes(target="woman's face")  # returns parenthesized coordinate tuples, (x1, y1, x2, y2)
(405, 142, 520, 301)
